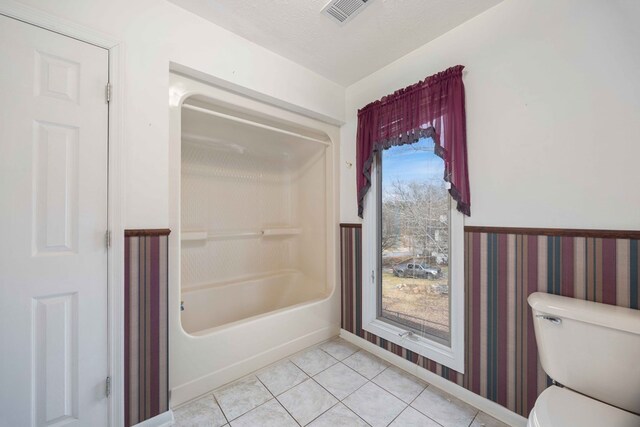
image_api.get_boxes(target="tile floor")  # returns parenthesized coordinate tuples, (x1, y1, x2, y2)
(172, 337, 510, 427)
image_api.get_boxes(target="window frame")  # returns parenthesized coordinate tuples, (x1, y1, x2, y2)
(361, 151, 465, 373)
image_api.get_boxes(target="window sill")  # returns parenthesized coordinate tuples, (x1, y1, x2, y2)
(363, 318, 464, 373)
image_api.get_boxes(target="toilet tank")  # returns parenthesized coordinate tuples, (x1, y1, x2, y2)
(528, 292, 640, 414)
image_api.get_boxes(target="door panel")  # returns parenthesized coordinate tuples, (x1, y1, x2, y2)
(0, 14, 109, 427)
(34, 120, 80, 254)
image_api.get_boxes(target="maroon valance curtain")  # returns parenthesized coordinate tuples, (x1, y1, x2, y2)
(356, 65, 470, 217)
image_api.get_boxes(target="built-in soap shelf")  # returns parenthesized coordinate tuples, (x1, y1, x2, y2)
(181, 227, 301, 242)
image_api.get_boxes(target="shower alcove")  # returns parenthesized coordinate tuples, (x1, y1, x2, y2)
(171, 69, 338, 332)
(170, 73, 338, 405)
(168, 72, 340, 407)
(180, 100, 330, 334)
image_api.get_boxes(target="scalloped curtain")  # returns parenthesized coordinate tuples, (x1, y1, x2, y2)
(356, 65, 470, 218)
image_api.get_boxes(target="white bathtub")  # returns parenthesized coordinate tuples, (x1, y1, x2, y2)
(168, 73, 340, 407)
(181, 271, 326, 335)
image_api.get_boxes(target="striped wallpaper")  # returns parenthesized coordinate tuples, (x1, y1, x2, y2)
(340, 224, 640, 418)
(124, 230, 170, 427)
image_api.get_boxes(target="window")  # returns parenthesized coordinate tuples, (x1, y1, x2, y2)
(362, 137, 464, 372)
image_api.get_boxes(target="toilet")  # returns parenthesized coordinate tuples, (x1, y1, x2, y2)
(527, 292, 640, 427)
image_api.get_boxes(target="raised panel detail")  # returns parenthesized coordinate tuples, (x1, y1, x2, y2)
(35, 51, 80, 103)
(33, 121, 79, 255)
(32, 293, 78, 426)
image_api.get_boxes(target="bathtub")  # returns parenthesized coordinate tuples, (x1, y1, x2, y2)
(168, 73, 340, 407)
(181, 271, 327, 335)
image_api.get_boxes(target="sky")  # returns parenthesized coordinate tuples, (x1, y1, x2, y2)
(381, 137, 445, 195)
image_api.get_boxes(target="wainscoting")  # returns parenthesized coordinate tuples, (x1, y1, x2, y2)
(340, 224, 640, 418)
(124, 230, 171, 427)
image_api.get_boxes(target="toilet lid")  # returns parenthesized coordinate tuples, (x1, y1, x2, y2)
(529, 386, 640, 427)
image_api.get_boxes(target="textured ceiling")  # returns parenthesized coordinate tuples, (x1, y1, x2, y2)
(168, 0, 503, 86)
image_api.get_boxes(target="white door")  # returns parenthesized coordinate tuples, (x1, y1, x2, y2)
(0, 15, 109, 427)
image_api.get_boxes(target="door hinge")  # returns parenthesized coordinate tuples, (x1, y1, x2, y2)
(105, 376, 111, 398)
(105, 83, 112, 103)
(105, 230, 111, 249)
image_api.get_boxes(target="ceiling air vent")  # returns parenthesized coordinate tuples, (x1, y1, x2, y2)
(321, 0, 371, 25)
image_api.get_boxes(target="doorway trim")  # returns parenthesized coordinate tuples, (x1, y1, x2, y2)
(0, 2, 125, 426)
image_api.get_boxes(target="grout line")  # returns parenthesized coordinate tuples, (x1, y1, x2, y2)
(229, 397, 289, 426)
(275, 347, 377, 426)
(257, 360, 311, 397)
(385, 407, 406, 426)
(407, 383, 427, 407)
(467, 410, 481, 427)
(342, 350, 390, 380)
(333, 360, 369, 382)
(343, 336, 502, 425)
(282, 376, 340, 426)
(316, 338, 360, 362)
(178, 341, 333, 425)
(312, 368, 361, 403)
(350, 410, 373, 426)
(216, 399, 234, 423)
(289, 348, 339, 377)
(215, 376, 273, 423)
(254, 375, 277, 400)
(336, 379, 405, 427)
(370, 364, 429, 405)
(173, 388, 221, 411)
(309, 373, 347, 402)
(305, 400, 373, 427)
(303, 377, 372, 427)
(254, 375, 302, 426)
(285, 348, 384, 422)
(186, 339, 486, 427)
(211, 393, 230, 426)
(289, 338, 360, 380)
(308, 347, 394, 406)
(340, 400, 373, 427)
(408, 384, 464, 427)
(339, 377, 371, 402)
(314, 360, 371, 402)
(371, 363, 391, 379)
(301, 395, 338, 426)
(389, 403, 446, 427)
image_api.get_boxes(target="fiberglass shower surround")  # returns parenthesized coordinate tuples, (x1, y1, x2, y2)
(169, 73, 338, 406)
(179, 98, 330, 335)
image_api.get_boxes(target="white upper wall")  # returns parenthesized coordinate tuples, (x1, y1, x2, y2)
(341, 0, 640, 229)
(6, 0, 345, 228)
(7, 0, 640, 230)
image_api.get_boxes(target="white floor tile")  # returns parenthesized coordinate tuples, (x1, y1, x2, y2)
(173, 395, 227, 427)
(389, 406, 441, 426)
(290, 347, 338, 376)
(342, 350, 389, 379)
(313, 362, 367, 400)
(319, 338, 360, 361)
(343, 382, 406, 427)
(229, 399, 298, 427)
(277, 379, 338, 425)
(257, 360, 308, 396)
(411, 386, 478, 427)
(372, 365, 427, 403)
(307, 403, 369, 427)
(172, 341, 497, 427)
(471, 411, 510, 427)
(213, 376, 272, 421)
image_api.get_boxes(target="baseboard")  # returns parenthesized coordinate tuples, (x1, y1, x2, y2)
(171, 325, 338, 407)
(340, 329, 528, 427)
(132, 410, 174, 427)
